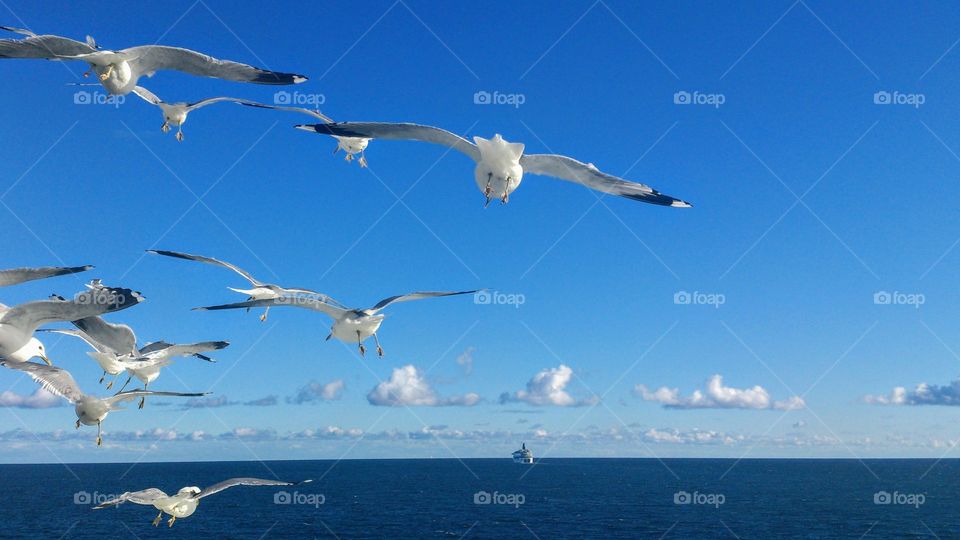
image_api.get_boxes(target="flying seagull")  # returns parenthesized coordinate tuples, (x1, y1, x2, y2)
(241, 102, 371, 166)
(0, 265, 92, 287)
(0, 360, 205, 445)
(147, 249, 344, 322)
(301, 122, 693, 208)
(0, 281, 143, 364)
(0, 26, 307, 96)
(131, 86, 256, 141)
(196, 291, 477, 357)
(115, 340, 229, 408)
(94, 477, 310, 527)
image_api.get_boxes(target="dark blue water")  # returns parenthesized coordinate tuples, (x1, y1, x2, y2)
(2, 459, 956, 539)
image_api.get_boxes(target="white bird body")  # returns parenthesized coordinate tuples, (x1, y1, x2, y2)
(330, 311, 385, 344)
(473, 135, 525, 203)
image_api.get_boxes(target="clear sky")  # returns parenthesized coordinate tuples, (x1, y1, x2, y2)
(1, 0, 960, 464)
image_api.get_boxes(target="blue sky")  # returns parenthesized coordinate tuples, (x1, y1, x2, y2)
(2, 0, 960, 463)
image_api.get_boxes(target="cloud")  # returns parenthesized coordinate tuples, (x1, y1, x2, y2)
(182, 395, 235, 409)
(456, 347, 476, 376)
(367, 365, 480, 407)
(633, 375, 805, 411)
(288, 380, 345, 404)
(0, 388, 63, 409)
(865, 379, 960, 406)
(499, 364, 597, 407)
(244, 395, 278, 407)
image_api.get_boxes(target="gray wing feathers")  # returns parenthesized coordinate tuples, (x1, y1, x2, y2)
(0, 265, 93, 287)
(94, 488, 169, 508)
(197, 477, 295, 499)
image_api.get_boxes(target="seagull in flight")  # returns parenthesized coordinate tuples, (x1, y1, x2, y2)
(94, 477, 310, 527)
(302, 122, 693, 208)
(0, 360, 205, 445)
(130, 86, 256, 142)
(0, 26, 307, 96)
(0, 265, 92, 287)
(115, 340, 229, 408)
(241, 102, 371, 166)
(0, 281, 143, 365)
(196, 290, 477, 357)
(148, 249, 343, 322)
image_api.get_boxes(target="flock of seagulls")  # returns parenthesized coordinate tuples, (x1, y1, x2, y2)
(0, 24, 695, 527)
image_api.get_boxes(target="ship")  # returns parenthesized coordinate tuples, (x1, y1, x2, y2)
(512, 442, 533, 464)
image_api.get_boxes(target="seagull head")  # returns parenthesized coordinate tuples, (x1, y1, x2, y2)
(178, 486, 202, 497)
(9, 337, 50, 365)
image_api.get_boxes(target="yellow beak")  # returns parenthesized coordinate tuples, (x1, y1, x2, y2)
(40, 354, 51, 366)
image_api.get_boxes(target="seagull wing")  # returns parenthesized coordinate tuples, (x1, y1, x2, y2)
(130, 85, 162, 105)
(366, 290, 478, 314)
(0, 286, 143, 335)
(519, 154, 692, 207)
(94, 488, 169, 509)
(195, 297, 347, 320)
(70, 316, 137, 356)
(0, 29, 96, 59)
(0, 360, 83, 404)
(122, 45, 307, 85)
(197, 477, 298, 499)
(105, 389, 208, 407)
(185, 96, 257, 111)
(0, 265, 93, 287)
(240, 102, 333, 123)
(300, 122, 480, 161)
(143, 341, 229, 361)
(147, 249, 263, 287)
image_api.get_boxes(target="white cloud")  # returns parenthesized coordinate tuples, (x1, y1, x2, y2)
(500, 364, 597, 407)
(367, 365, 480, 407)
(864, 379, 960, 406)
(634, 374, 805, 411)
(289, 380, 345, 404)
(456, 347, 476, 376)
(0, 388, 62, 409)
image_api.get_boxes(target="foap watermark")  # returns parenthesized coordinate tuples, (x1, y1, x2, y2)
(473, 90, 526, 108)
(73, 90, 124, 108)
(474, 490, 525, 508)
(874, 490, 925, 508)
(474, 290, 525, 308)
(74, 491, 121, 505)
(674, 290, 725, 308)
(674, 490, 725, 508)
(873, 290, 924, 309)
(274, 90, 325, 107)
(873, 90, 925, 108)
(274, 490, 325, 508)
(673, 90, 725, 108)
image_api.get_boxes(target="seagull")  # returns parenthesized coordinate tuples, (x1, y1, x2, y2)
(115, 340, 229, 408)
(0, 360, 205, 445)
(131, 86, 256, 142)
(240, 102, 371, 166)
(147, 249, 344, 322)
(196, 291, 477, 357)
(0, 281, 143, 365)
(38, 325, 133, 389)
(0, 26, 307, 96)
(0, 265, 92, 287)
(301, 122, 693, 208)
(94, 477, 310, 527)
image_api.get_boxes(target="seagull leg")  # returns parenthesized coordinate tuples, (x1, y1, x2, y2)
(168, 516, 176, 528)
(358, 151, 368, 168)
(176, 127, 184, 142)
(345, 152, 354, 163)
(373, 333, 384, 357)
(117, 375, 132, 394)
(161, 122, 170, 133)
(106, 375, 115, 390)
(98, 64, 114, 81)
(96, 422, 102, 446)
(152, 512, 163, 527)
(484, 173, 493, 207)
(99, 371, 106, 384)
(357, 331, 366, 356)
(75, 418, 81, 430)
(139, 383, 148, 409)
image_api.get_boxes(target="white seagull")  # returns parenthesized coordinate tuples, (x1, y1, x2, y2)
(130, 86, 256, 141)
(0, 282, 143, 365)
(115, 340, 229, 408)
(302, 122, 693, 207)
(94, 477, 310, 527)
(148, 249, 344, 322)
(196, 290, 477, 357)
(0, 360, 205, 445)
(0, 265, 92, 287)
(0, 26, 307, 96)
(241, 102, 371, 166)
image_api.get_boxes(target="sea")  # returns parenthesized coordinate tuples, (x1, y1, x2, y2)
(1, 458, 956, 539)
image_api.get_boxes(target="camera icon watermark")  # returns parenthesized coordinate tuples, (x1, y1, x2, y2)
(473, 90, 526, 108)
(674, 290, 725, 308)
(673, 90, 725, 108)
(873, 290, 924, 309)
(873, 90, 925, 108)
(274, 490, 325, 508)
(274, 90, 325, 107)
(73, 90, 124, 108)
(873, 490, 925, 508)
(473, 490, 525, 508)
(474, 290, 525, 308)
(674, 490, 725, 508)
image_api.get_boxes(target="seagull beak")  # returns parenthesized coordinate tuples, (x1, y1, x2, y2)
(40, 354, 52, 366)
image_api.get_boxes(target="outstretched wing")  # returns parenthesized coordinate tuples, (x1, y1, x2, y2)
(0, 265, 92, 287)
(130, 85, 162, 105)
(367, 290, 478, 314)
(123, 45, 307, 85)
(147, 249, 263, 287)
(0, 360, 83, 404)
(141, 341, 229, 361)
(71, 315, 138, 356)
(0, 285, 144, 336)
(300, 122, 480, 161)
(0, 28, 96, 59)
(197, 477, 300, 499)
(241, 102, 333, 123)
(94, 488, 169, 509)
(519, 154, 692, 207)
(186, 96, 257, 111)
(105, 389, 208, 406)
(195, 297, 347, 320)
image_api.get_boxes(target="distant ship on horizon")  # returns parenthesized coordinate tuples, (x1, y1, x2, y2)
(512, 442, 534, 464)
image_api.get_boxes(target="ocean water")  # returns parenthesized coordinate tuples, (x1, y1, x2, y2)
(1, 458, 956, 539)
